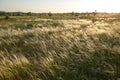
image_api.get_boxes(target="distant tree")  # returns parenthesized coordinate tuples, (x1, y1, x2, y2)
(86, 12, 90, 16)
(27, 12, 32, 16)
(91, 10, 97, 23)
(16, 12, 22, 16)
(71, 12, 74, 16)
(75, 13, 79, 16)
(0, 11, 6, 16)
(5, 15, 9, 20)
(48, 12, 52, 16)
(92, 10, 97, 16)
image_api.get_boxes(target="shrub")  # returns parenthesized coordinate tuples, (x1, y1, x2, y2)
(51, 22, 64, 27)
(5, 15, 9, 20)
(48, 12, 52, 17)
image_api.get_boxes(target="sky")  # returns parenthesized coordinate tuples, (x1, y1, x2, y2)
(0, 0, 120, 13)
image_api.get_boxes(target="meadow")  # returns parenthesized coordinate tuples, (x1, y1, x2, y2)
(0, 13, 120, 80)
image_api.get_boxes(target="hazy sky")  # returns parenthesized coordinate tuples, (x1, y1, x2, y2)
(0, 0, 120, 13)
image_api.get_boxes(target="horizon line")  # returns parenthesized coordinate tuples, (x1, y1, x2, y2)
(0, 10, 120, 13)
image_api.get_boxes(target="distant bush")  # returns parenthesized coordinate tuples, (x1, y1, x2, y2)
(51, 22, 64, 27)
(14, 24, 33, 30)
(75, 13, 79, 16)
(5, 15, 9, 20)
(48, 12, 52, 16)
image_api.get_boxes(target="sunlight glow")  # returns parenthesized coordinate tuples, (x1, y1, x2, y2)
(80, 0, 120, 12)
(0, 0, 120, 13)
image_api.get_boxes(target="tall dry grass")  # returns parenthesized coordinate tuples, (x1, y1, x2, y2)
(0, 18, 120, 80)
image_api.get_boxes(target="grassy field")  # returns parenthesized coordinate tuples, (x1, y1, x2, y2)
(0, 15, 120, 80)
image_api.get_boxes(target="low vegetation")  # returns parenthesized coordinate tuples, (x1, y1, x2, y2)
(0, 14, 120, 80)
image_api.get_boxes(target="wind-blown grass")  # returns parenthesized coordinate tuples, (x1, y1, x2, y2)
(0, 17, 120, 80)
